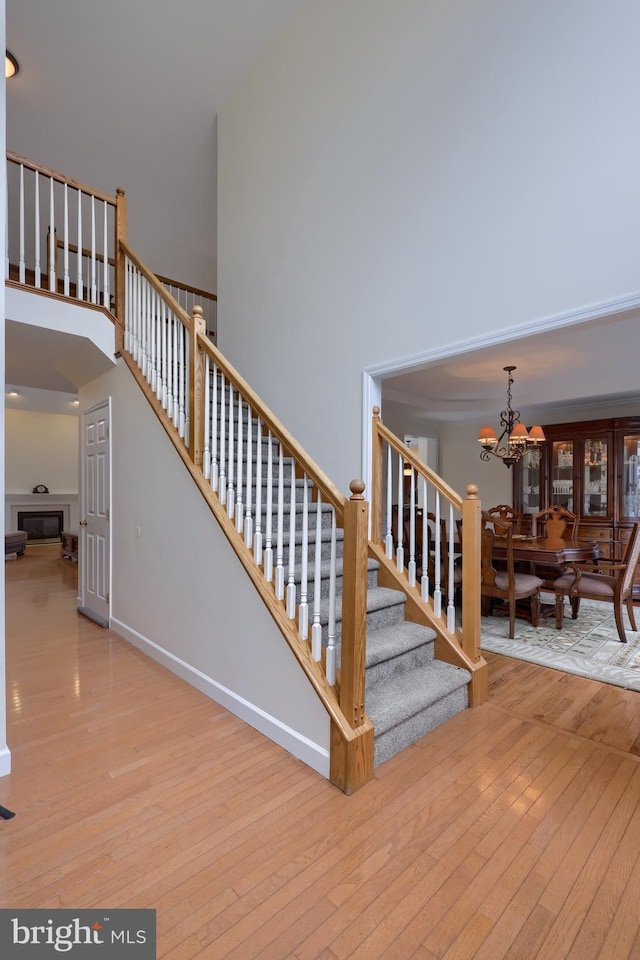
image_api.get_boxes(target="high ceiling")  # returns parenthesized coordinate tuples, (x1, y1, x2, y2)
(5, 1, 640, 422)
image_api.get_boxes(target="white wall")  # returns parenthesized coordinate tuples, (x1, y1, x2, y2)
(80, 360, 330, 775)
(5, 409, 79, 493)
(218, 0, 640, 495)
(1, 0, 9, 777)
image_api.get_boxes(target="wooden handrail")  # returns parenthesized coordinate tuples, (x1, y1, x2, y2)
(7, 150, 117, 206)
(195, 332, 346, 516)
(155, 273, 217, 302)
(374, 416, 464, 510)
(122, 239, 345, 514)
(53, 244, 217, 307)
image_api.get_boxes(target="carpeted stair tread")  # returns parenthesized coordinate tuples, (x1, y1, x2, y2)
(293, 555, 379, 584)
(366, 660, 471, 737)
(318, 585, 406, 625)
(365, 620, 437, 668)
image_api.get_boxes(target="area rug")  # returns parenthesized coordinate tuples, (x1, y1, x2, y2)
(480, 598, 640, 692)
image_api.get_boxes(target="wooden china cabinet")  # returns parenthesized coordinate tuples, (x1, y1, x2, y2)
(513, 417, 640, 595)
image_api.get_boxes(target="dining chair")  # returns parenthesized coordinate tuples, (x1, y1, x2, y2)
(553, 521, 640, 642)
(485, 504, 525, 534)
(531, 506, 579, 540)
(481, 513, 543, 639)
(530, 506, 580, 593)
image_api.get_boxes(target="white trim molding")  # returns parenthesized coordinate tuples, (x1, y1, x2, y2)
(365, 291, 640, 380)
(110, 617, 331, 779)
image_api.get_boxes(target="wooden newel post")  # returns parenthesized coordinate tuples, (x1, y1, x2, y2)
(330, 478, 374, 795)
(114, 187, 127, 355)
(339, 480, 369, 728)
(461, 483, 482, 663)
(189, 305, 206, 467)
(371, 407, 383, 546)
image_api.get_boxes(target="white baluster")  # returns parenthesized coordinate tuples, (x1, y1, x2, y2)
(263, 431, 273, 581)
(178, 322, 186, 439)
(76, 189, 83, 300)
(156, 294, 163, 401)
(275, 444, 285, 601)
(408, 467, 416, 587)
(286, 458, 297, 618)
(226, 384, 235, 518)
(18, 164, 25, 283)
(235, 392, 244, 533)
(183, 327, 190, 443)
(326, 509, 338, 686)
(218, 373, 226, 505)
(447, 502, 456, 632)
(123, 258, 129, 350)
(298, 476, 309, 640)
(90, 196, 97, 304)
(311, 493, 323, 661)
(63, 184, 70, 296)
(34, 171, 41, 288)
(244, 406, 253, 548)
(142, 280, 149, 378)
(253, 418, 263, 564)
(102, 200, 109, 308)
(396, 451, 405, 572)
(150, 289, 157, 393)
(167, 311, 175, 421)
(48, 177, 55, 292)
(433, 494, 442, 618)
(385, 443, 394, 558)
(203, 355, 211, 481)
(161, 299, 168, 410)
(421, 477, 430, 601)
(211, 366, 219, 493)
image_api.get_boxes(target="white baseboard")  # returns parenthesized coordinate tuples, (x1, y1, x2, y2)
(0, 747, 12, 778)
(110, 618, 330, 779)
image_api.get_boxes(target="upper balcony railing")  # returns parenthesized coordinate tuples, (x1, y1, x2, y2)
(6, 151, 217, 339)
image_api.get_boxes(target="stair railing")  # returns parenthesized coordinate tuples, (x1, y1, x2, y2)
(6, 151, 126, 311)
(119, 240, 373, 793)
(154, 272, 217, 344)
(371, 407, 487, 705)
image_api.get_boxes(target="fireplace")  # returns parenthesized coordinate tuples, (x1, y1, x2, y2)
(17, 510, 65, 542)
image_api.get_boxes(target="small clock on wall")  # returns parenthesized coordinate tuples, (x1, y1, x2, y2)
(32, 484, 49, 494)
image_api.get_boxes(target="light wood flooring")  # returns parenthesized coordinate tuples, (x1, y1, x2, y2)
(3, 544, 640, 959)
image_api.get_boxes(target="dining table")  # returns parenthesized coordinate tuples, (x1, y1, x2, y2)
(491, 535, 601, 568)
(490, 535, 601, 625)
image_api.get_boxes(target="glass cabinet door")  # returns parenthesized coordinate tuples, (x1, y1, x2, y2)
(583, 436, 608, 517)
(622, 434, 640, 518)
(518, 447, 542, 515)
(551, 441, 574, 510)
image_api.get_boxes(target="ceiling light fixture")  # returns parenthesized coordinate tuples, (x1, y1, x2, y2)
(477, 365, 545, 468)
(5, 51, 19, 79)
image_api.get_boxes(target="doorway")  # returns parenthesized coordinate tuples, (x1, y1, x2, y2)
(78, 399, 111, 626)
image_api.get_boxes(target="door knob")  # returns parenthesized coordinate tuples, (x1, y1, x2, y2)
(79, 519, 88, 526)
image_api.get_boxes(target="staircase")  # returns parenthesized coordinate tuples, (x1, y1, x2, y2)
(238, 416, 472, 768)
(6, 149, 486, 793)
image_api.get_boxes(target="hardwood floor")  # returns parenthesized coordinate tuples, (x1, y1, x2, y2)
(3, 544, 640, 958)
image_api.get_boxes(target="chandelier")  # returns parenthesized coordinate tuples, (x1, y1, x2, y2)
(477, 365, 545, 468)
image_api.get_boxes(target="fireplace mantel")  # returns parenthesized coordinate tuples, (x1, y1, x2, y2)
(5, 493, 79, 532)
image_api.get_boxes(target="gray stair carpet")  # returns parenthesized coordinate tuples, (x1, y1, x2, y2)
(243, 450, 472, 767)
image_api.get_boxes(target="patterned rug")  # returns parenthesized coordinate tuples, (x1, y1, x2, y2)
(480, 598, 640, 691)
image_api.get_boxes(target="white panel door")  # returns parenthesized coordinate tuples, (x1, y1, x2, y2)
(79, 400, 111, 626)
